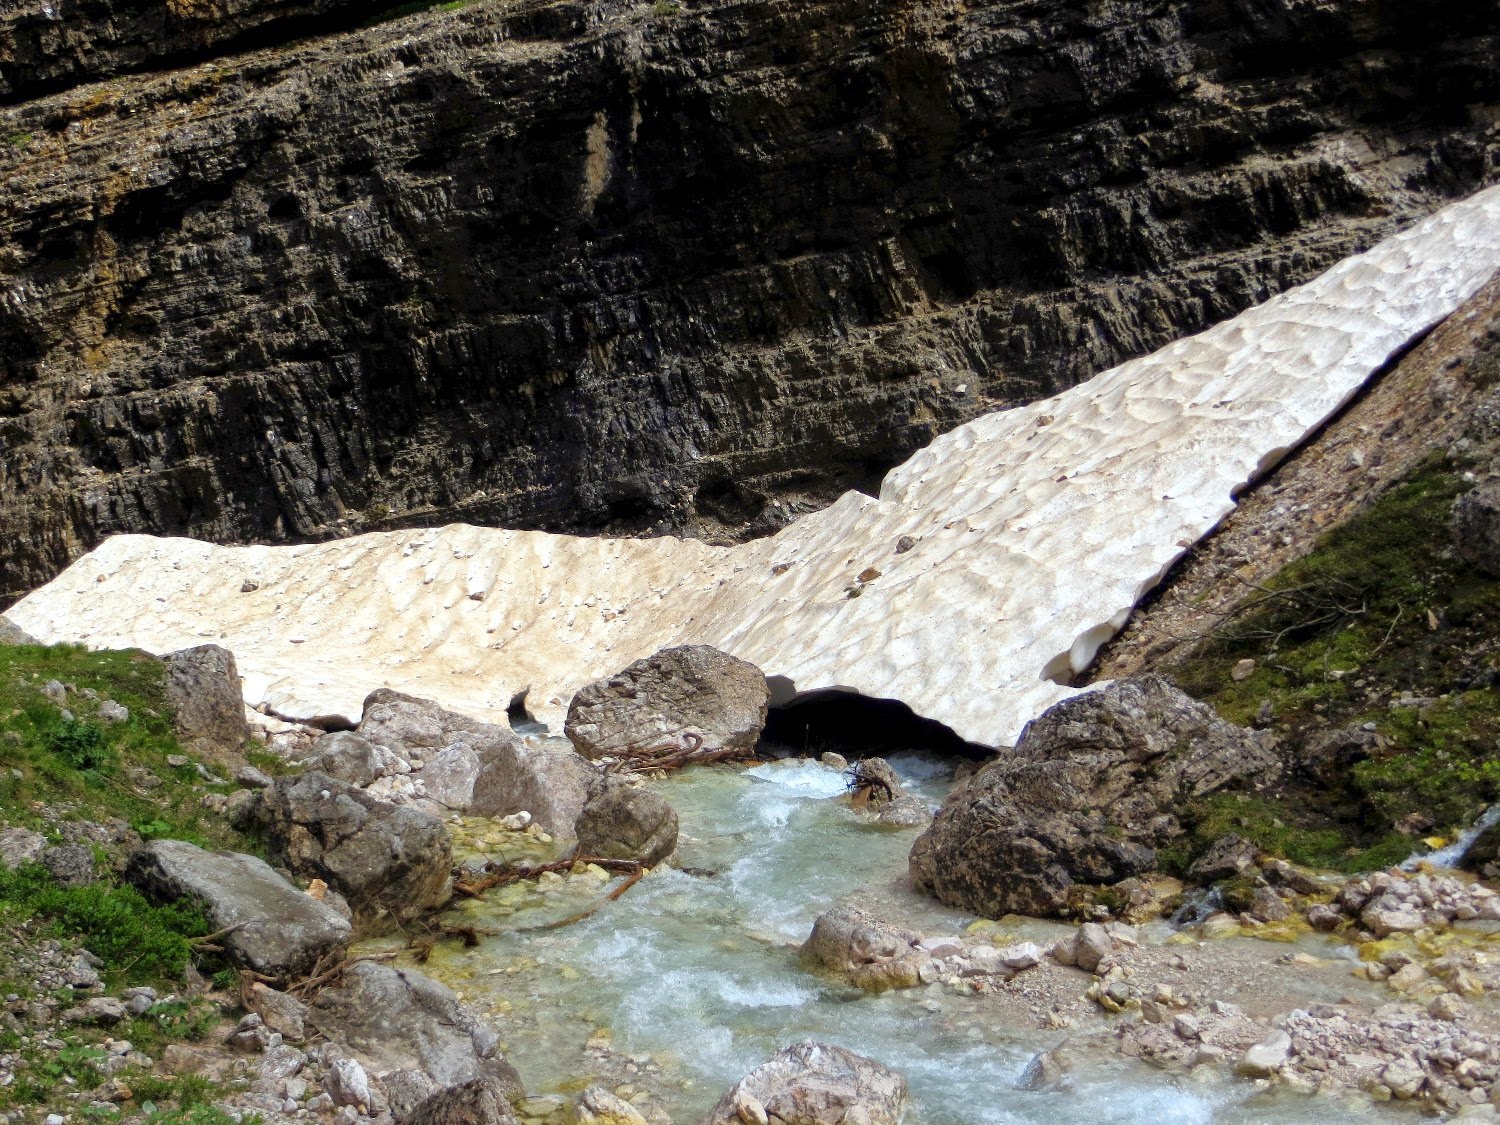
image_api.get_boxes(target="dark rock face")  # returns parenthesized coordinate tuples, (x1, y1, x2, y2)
(0, 0, 1497, 602)
(1453, 481, 1500, 577)
(0, 0, 363, 103)
(908, 676, 1279, 918)
(244, 771, 453, 937)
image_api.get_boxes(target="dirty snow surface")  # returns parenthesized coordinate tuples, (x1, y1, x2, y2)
(9, 186, 1500, 746)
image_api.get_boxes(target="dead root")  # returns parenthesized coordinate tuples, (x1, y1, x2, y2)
(418, 858, 646, 947)
(608, 731, 754, 774)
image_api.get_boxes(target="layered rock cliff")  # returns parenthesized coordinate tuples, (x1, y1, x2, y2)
(1, 0, 1498, 603)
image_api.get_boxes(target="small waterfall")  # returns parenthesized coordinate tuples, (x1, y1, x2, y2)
(1169, 886, 1224, 928)
(1402, 804, 1500, 871)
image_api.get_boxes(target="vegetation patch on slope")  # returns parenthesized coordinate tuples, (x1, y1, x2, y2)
(1167, 457, 1500, 870)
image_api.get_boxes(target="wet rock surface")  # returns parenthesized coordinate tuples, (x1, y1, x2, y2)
(573, 774, 678, 867)
(565, 646, 769, 763)
(909, 676, 1279, 917)
(1, 0, 1496, 601)
(702, 1039, 909, 1125)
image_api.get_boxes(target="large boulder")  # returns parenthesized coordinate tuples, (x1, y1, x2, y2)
(359, 690, 595, 835)
(701, 1040, 909, 1125)
(302, 731, 384, 788)
(244, 773, 453, 937)
(0, 619, 37, 645)
(799, 907, 928, 993)
(401, 1077, 520, 1125)
(1453, 481, 1500, 577)
(564, 645, 769, 763)
(573, 775, 678, 867)
(909, 676, 1279, 919)
(162, 645, 250, 754)
(124, 839, 350, 980)
(308, 961, 522, 1120)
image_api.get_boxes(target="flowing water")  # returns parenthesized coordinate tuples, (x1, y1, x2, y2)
(377, 747, 1405, 1124)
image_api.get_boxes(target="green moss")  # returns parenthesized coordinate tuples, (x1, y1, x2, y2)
(1165, 456, 1500, 864)
(362, 0, 470, 26)
(1158, 792, 1413, 875)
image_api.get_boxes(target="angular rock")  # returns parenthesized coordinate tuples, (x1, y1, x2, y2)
(418, 744, 483, 810)
(163, 646, 250, 754)
(360, 690, 595, 834)
(1070, 923, 1115, 974)
(1015, 1042, 1074, 1092)
(572, 1086, 647, 1125)
(909, 676, 1278, 918)
(0, 619, 37, 645)
(703, 1040, 907, 1125)
(125, 839, 350, 979)
(1236, 1030, 1291, 1077)
(301, 731, 383, 788)
(0, 827, 45, 870)
(40, 844, 97, 888)
(243, 772, 453, 937)
(573, 774, 678, 867)
(402, 1076, 520, 1125)
(799, 907, 927, 993)
(322, 1057, 373, 1109)
(246, 983, 310, 1042)
(1187, 834, 1258, 884)
(1382, 1057, 1427, 1099)
(1453, 481, 1500, 577)
(63, 997, 127, 1025)
(1249, 885, 1292, 923)
(1362, 900, 1427, 938)
(307, 962, 522, 1120)
(564, 645, 769, 763)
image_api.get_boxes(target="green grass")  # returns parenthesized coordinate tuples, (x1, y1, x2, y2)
(1167, 457, 1500, 868)
(0, 643, 245, 848)
(4, 132, 32, 150)
(0, 863, 210, 985)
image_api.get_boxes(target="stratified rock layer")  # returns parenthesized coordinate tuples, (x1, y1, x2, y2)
(0, 0, 1497, 601)
(8, 188, 1500, 748)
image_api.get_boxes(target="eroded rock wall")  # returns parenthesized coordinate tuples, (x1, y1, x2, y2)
(1, 0, 1497, 602)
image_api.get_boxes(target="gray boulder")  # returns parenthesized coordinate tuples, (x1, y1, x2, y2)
(307, 961, 522, 1120)
(302, 731, 384, 788)
(0, 619, 37, 645)
(244, 773, 453, 937)
(401, 1077, 521, 1125)
(125, 839, 350, 979)
(799, 907, 927, 993)
(701, 1040, 909, 1125)
(163, 645, 250, 753)
(573, 775, 678, 867)
(1453, 481, 1500, 577)
(909, 676, 1279, 919)
(40, 844, 97, 888)
(0, 827, 45, 869)
(564, 645, 769, 763)
(359, 689, 595, 834)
